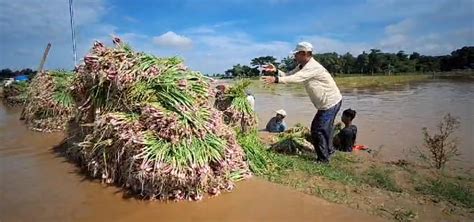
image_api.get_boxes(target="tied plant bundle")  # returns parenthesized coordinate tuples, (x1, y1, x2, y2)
(66, 37, 251, 201)
(21, 70, 74, 132)
(214, 80, 257, 132)
(2, 81, 29, 107)
(271, 123, 314, 155)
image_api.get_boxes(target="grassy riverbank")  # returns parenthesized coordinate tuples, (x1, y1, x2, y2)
(236, 74, 433, 93)
(243, 131, 474, 221)
(334, 75, 431, 89)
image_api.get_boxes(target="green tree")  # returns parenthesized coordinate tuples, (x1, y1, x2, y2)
(279, 56, 296, 72)
(382, 53, 399, 75)
(223, 46, 473, 77)
(251, 56, 278, 75)
(418, 56, 441, 72)
(314, 52, 342, 74)
(396, 50, 408, 61)
(448, 46, 474, 70)
(356, 51, 369, 74)
(341, 53, 356, 74)
(225, 64, 259, 78)
(368, 49, 383, 75)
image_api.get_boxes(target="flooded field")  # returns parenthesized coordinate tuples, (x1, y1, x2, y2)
(0, 103, 381, 222)
(1, 78, 472, 221)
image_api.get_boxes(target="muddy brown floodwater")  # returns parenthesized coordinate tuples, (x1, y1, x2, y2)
(245, 79, 473, 169)
(0, 104, 383, 221)
(1, 79, 472, 221)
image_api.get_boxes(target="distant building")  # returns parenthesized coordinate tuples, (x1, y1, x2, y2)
(14, 75, 28, 82)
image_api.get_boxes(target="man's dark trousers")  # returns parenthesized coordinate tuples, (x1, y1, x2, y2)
(310, 100, 342, 162)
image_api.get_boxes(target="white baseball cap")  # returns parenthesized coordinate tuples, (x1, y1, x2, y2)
(291, 41, 313, 54)
(275, 109, 287, 117)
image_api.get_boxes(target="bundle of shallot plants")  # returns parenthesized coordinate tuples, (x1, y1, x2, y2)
(20, 70, 74, 132)
(271, 123, 313, 155)
(1, 81, 29, 107)
(214, 80, 258, 132)
(66, 37, 251, 201)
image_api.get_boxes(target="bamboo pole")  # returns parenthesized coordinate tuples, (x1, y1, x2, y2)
(37, 43, 52, 73)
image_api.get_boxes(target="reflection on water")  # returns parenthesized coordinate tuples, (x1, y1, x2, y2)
(245, 80, 473, 168)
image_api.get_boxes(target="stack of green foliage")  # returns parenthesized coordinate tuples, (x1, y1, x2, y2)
(1, 81, 29, 106)
(66, 38, 252, 201)
(272, 123, 314, 155)
(214, 80, 257, 132)
(21, 70, 74, 132)
(236, 130, 274, 175)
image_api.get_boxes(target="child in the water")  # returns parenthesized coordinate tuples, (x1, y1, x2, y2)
(333, 108, 357, 152)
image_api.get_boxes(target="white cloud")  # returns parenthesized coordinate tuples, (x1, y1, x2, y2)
(123, 15, 139, 23)
(378, 29, 473, 55)
(379, 34, 409, 49)
(1, 0, 472, 74)
(0, 0, 111, 70)
(185, 26, 216, 34)
(188, 33, 292, 72)
(153, 31, 193, 49)
(116, 30, 293, 74)
(385, 19, 416, 35)
(377, 15, 473, 55)
(300, 35, 370, 55)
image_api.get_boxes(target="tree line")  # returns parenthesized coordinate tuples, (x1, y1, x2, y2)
(0, 68, 36, 80)
(2, 46, 473, 79)
(222, 46, 474, 78)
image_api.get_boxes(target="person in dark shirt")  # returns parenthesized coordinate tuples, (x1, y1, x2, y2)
(333, 109, 357, 152)
(266, 109, 288, 133)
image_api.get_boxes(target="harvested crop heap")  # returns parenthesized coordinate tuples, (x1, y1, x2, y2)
(271, 123, 314, 155)
(66, 38, 250, 201)
(236, 130, 273, 175)
(213, 80, 257, 132)
(1, 81, 29, 106)
(21, 71, 74, 132)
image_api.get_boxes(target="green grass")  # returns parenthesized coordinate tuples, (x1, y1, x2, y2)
(364, 165, 402, 192)
(241, 132, 474, 220)
(377, 207, 418, 222)
(264, 151, 403, 193)
(237, 130, 273, 175)
(311, 186, 349, 204)
(415, 178, 474, 208)
(264, 152, 360, 186)
(334, 75, 430, 89)
(246, 74, 432, 94)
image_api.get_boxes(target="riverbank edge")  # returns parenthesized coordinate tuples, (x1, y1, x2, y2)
(254, 132, 474, 222)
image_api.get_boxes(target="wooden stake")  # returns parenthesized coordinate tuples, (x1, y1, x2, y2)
(37, 43, 51, 73)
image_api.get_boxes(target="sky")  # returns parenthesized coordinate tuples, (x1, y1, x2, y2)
(0, 0, 473, 74)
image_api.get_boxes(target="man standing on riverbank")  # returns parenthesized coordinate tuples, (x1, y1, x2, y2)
(261, 42, 342, 163)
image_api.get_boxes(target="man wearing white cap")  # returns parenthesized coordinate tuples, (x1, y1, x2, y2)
(262, 42, 342, 163)
(266, 109, 288, 133)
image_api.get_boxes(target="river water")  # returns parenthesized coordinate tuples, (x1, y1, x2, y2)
(0, 101, 381, 221)
(247, 79, 473, 169)
(1, 79, 472, 221)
